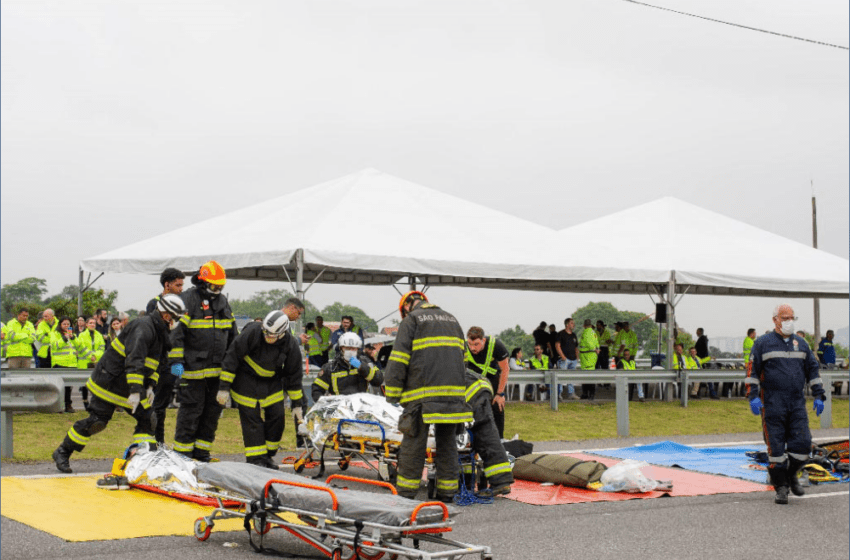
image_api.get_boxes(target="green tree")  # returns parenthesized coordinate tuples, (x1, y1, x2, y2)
(229, 289, 321, 321)
(43, 285, 118, 320)
(496, 325, 535, 359)
(1, 277, 48, 320)
(320, 302, 378, 333)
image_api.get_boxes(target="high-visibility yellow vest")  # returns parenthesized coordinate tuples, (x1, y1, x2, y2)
(36, 319, 59, 359)
(529, 355, 550, 369)
(742, 336, 754, 364)
(50, 331, 79, 368)
(76, 329, 105, 368)
(6, 320, 36, 358)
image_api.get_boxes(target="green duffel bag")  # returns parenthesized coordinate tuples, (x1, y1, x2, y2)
(513, 453, 607, 488)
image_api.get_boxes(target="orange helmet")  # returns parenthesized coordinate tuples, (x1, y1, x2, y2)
(198, 260, 227, 286)
(399, 291, 427, 318)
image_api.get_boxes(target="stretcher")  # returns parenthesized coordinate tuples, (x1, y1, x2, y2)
(193, 462, 494, 559)
(293, 419, 482, 499)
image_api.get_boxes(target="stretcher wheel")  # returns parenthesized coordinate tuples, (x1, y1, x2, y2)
(338, 457, 350, 471)
(354, 547, 384, 560)
(194, 517, 212, 541)
(252, 517, 272, 535)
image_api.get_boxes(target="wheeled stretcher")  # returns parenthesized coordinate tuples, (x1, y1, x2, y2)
(193, 462, 494, 559)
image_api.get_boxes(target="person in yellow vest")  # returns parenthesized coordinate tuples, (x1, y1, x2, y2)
(528, 343, 551, 401)
(611, 322, 625, 368)
(466, 326, 510, 439)
(1, 321, 8, 359)
(50, 317, 82, 412)
(315, 315, 332, 366)
(76, 316, 106, 369)
(578, 319, 600, 400)
(621, 348, 643, 402)
(6, 308, 36, 369)
(595, 320, 612, 372)
(304, 322, 324, 367)
(688, 346, 715, 399)
(672, 342, 698, 398)
(35, 308, 59, 368)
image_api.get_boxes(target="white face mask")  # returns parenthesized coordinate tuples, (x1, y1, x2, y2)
(780, 319, 795, 336)
(343, 349, 357, 361)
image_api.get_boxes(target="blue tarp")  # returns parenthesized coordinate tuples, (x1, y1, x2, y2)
(589, 441, 771, 484)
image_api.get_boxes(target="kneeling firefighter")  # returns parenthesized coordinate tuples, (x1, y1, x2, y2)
(311, 331, 384, 402)
(384, 291, 472, 502)
(218, 310, 304, 470)
(52, 294, 186, 473)
(463, 369, 514, 495)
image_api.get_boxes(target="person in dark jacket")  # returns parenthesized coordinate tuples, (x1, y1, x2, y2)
(463, 369, 513, 495)
(311, 332, 384, 402)
(52, 295, 186, 473)
(147, 267, 185, 443)
(746, 304, 825, 505)
(218, 310, 304, 469)
(170, 260, 238, 461)
(385, 291, 472, 501)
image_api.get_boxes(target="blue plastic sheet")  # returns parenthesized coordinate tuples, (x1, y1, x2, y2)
(590, 441, 771, 484)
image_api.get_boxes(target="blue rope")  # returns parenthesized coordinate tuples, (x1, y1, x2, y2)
(451, 432, 493, 506)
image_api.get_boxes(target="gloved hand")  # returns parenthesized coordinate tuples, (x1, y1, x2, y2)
(127, 392, 141, 413)
(297, 423, 309, 436)
(749, 397, 763, 416)
(171, 363, 184, 378)
(348, 356, 361, 368)
(216, 390, 229, 406)
(292, 406, 304, 424)
(146, 386, 155, 406)
(813, 399, 824, 416)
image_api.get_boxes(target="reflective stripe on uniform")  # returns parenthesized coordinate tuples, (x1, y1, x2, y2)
(133, 433, 156, 445)
(245, 445, 267, 457)
(111, 339, 126, 356)
(762, 351, 807, 360)
(266, 440, 280, 452)
(466, 337, 497, 375)
(144, 357, 159, 371)
(67, 427, 90, 446)
(195, 439, 213, 451)
(436, 479, 458, 491)
(127, 373, 145, 386)
(185, 318, 235, 329)
(769, 454, 788, 463)
(744, 377, 759, 385)
(220, 371, 236, 384)
(86, 378, 130, 408)
(422, 411, 473, 424)
(230, 389, 285, 409)
(384, 386, 402, 398)
(396, 475, 420, 490)
(809, 377, 823, 386)
(169, 347, 184, 359)
(484, 462, 512, 477)
(173, 441, 194, 453)
(182, 368, 221, 380)
(313, 378, 330, 390)
(411, 336, 465, 351)
(245, 356, 275, 377)
(286, 389, 303, 401)
(465, 379, 491, 402)
(389, 350, 410, 365)
(401, 385, 465, 403)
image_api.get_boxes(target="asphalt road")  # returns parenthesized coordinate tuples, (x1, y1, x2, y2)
(2, 429, 848, 560)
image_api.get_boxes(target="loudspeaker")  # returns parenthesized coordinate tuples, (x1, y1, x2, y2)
(655, 303, 667, 323)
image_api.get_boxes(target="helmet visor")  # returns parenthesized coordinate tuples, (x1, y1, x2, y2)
(206, 282, 224, 295)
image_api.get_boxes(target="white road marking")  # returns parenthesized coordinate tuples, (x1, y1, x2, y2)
(543, 436, 842, 455)
(797, 491, 849, 500)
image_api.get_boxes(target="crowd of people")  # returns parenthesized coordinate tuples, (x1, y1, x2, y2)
(0, 262, 836, 506)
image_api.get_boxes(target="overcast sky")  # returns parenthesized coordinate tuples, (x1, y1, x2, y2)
(2, 0, 848, 341)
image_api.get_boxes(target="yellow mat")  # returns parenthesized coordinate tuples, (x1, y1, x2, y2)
(1, 475, 299, 541)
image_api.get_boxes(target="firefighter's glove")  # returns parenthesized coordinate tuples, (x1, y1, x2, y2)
(146, 386, 155, 407)
(813, 399, 824, 417)
(171, 363, 184, 378)
(216, 390, 229, 406)
(297, 423, 309, 436)
(348, 356, 361, 368)
(127, 392, 141, 413)
(749, 397, 763, 416)
(292, 406, 304, 424)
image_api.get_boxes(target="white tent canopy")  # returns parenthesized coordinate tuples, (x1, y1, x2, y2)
(552, 197, 849, 299)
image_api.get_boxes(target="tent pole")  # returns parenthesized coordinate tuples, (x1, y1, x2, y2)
(295, 249, 305, 340)
(77, 267, 84, 317)
(812, 193, 820, 344)
(409, 275, 416, 291)
(667, 271, 677, 403)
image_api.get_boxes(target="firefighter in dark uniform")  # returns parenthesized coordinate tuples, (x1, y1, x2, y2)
(746, 303, 825, 505)
(385, 291, 473, 501)
(218, 310, 304, 470)
(170, 260, 238, 461)
(146, 267, 185, 443)
(311, 331, 384, 402)
(52, 295, 186, 473)
(463, 369, 514, 495)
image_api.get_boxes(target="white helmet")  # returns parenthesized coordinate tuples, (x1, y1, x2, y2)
(157, 294, 186, 318)
(262, 310, 290, 338)
(338, 332, 361, 349)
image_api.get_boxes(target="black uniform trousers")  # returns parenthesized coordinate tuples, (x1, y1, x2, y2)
(174, 376, 222, 456)
(237, 400, 286, 462)
(485, 374, 505, 439)
(469, 394, 514, 489)
(396, 405, 459, 500)
(62, 393, 153, 452)
(152, 371, 177, 443)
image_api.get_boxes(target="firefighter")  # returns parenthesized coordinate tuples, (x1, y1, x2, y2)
(311, 332, 383, 402)
(746, 304, 825, 505)
(463, 369, 513, 495)
(385, 291, 472, 502)
(170, 260, 238, 462)
(52, 294, 186, 473)
(218, 310, 304, 470)
(146, 267, 185, 443)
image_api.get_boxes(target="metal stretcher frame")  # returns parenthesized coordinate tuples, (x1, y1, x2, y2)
(192, 473, 494, 560)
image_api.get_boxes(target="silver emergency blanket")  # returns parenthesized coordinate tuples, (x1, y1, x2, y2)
(123, 444, 215, 497)
(196, 462, 458, 526)
(306, 393, 405, 449)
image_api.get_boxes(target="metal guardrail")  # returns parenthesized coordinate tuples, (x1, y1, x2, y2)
(1, 374, 64, 458)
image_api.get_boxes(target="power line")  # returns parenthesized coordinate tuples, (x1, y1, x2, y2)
(621, 0, 849, 51)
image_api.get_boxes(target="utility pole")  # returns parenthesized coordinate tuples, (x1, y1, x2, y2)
(812, 184, 820, 344)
